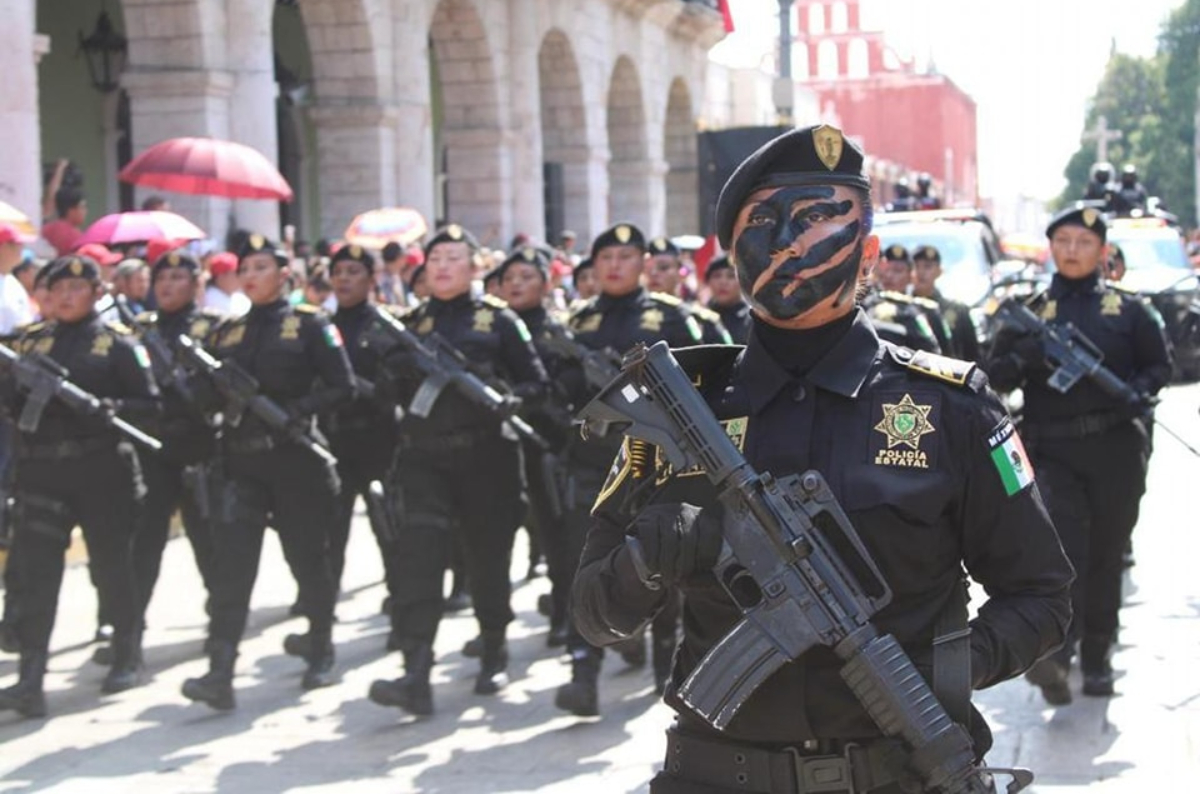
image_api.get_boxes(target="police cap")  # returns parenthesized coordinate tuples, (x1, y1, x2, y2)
(912, 245, 941, 263)
(498, 246, 550, 282)
(704, 254, 733, 282)
(238, 233, 289, 268)
(574, 256, 593, 276)
(591, 222, 646, 257)
(423, 223, 480, 260)
(647, 236, 680, 258)
(1046, 204, 1107, 243)
(331, 243, 376, 270)
(882, 244, 912, 267)
(151, 250, 201, 281)
(45, 255, 101, 288)
(716, 124, 870, 249)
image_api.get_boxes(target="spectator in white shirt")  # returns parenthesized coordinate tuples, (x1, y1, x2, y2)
(203, 252, 250, 316)
(0, 224, 35, 334)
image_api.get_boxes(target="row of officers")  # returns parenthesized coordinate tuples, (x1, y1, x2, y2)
(0, 188, 1167, 772)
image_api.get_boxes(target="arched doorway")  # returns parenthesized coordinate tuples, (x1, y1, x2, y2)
(606, 56, 649, 226)
(538, 29, 589, 246)
(664, 78, 697, 235)
(273, 1, 317, 245)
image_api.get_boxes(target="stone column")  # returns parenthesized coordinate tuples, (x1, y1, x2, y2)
(0, 3, 44, 224)
(441, 126, 513, 247)
(609, 157, 666, 233)
(391, 22, 436, 231)
(505, 0, 546, 241)
(121, 69, 235, 246)
(308, 103, 398, 240)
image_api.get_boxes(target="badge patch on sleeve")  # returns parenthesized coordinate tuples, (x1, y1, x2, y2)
(323, 325, 344, 348)
(987, 418, 1034, 496)
(870, 393, 938, 469)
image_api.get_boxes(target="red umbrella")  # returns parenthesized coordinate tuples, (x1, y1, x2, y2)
(118, 137, 294, 201)
(77, 211, 206, 246)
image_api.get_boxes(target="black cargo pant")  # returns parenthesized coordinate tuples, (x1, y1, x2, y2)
(387, 430, 523, 648)
(328, 450, 401, 604)
(1027, 420, 1148, 667)
(205, 443, 339, 646)
(523, 439, 565, 619)
(10, 442, 142, 654)
(132, 455, 215, 617)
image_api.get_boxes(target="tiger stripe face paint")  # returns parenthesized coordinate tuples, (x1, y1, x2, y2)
(732, 185, 871, 326)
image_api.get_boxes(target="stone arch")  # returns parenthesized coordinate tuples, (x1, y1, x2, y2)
(830, 2, 849, 33)
(664, 78, 697, 235)
(606, 55, 649, 226)
(429, 0, 505, 238)
(847, 38, 869, 78)
(817, 40, 839, 79)
(538, 28, 590, 245)
(295, 0, 385, 104)
(808, 3, 826, 36)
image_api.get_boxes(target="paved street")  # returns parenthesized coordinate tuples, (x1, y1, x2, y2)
(1, 384, 1198, 793)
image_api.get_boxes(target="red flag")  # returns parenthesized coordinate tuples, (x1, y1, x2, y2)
(718, 0, 735, 33)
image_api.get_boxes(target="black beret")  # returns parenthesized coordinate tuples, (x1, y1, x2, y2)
(498, 245, 550, 281)
(882, 244, 912, 265)
(1046, 204, 1107, 242)
(591, 222, 646, 256)
(45, 255, 101, 288)
(481, 268, 503, 287)
(647, 236, 680, 258)
(410, 263, 426, 284)
(574, 256, 593, 275)
(331, 243, 376, 270)
(151, 250, 201, 280)
(912, 245, 941, 262)
(704, 254, 733, 281)
(238, 233, 289, 267)
(716, 124, 870, 249)
(423, 223, 480, 259)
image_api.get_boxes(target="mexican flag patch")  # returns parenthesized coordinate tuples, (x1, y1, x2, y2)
(987, 419, 1034, 496)
(133, 344, 152, 370)
(323, 325, 344, 348)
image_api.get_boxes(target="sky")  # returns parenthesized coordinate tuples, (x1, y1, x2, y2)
(710, 0, 1188, 201)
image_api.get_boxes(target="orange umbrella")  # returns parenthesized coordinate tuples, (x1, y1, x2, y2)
(344, 207, 428, 248)
(0, 201, 36, 238)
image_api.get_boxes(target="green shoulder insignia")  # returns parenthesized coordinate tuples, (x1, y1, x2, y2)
(482, 294, 509, 309)
(649, 291, 683, 307)
(904, 349, 976, 387)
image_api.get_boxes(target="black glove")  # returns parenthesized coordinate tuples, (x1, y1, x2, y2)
(626, 503, 723, 588)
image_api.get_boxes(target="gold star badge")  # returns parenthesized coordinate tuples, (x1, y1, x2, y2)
(812, 125, 844, 171)
(350, 245, 362, 259)
(447, 224, 463, 241)
(69, 259, 84, 276)
(615, 225, 632, 244)
(1082, 208, 1099, 228)
(874, 394, 936, 451)
(888, 245, 906, 259)
(250, 233, 265, 250)
(167, 252, 180, 266)
(523, 247, 535, 261)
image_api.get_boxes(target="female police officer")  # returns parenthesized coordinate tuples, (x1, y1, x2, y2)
(570, 126, 1074, 793)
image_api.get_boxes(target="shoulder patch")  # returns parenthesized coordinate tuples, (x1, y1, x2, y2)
(986, 417, 1035, 496)
(903, 349, 976, 387)
(482, 294, 509, 309)
(649, 291, 683, 307)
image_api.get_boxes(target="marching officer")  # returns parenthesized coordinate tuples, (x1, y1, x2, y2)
(911, 245, 981, 362)
(704, 255, 751, 345)
(987, 205, 1171, 704)
(126, 252, 223, 642)
(181, 234, 354, 711)
(570, 125, 1074, 794)
(0, 255, 160, 717)
(645, 237, 732, 344)
(368, 224, 548, 717)
(862, 245, 942, 353)
(555, 222, 703, 717)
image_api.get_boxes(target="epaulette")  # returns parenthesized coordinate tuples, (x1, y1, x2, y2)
(690, 304, 723, 324)
(19, 321, 46, 335)
(649, 291, 684, 307)
(568, 297, 590, 314)
(896, 348, 978, 389)
(910, 295, 940, 311)
(1106, 281, 1141, 297)
(879, 290, 916, 305)
(568, 298, 599, 321)
(136, 310, 157, 325)
(105, 320, 134, 336)
(482, 294, 509, 309)
(294, 303, 321, 314)
(379, 304, 409, 320)
(199, 306, 227, 320)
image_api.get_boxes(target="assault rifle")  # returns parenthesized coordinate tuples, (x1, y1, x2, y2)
(995, 298, 1200, 457)
(114, 298, 203, 415)
(0, 344, 162, 450)
(175, 336, 338, 467)
(539, 324, 623, 393)
(579, 341, 1032, 794)
(364, 306, 548, 449)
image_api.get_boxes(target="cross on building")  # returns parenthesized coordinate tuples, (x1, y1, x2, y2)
(1083, 115, 1123, 163)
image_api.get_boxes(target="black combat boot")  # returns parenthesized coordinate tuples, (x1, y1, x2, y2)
(1080, 633, 1115, 697)
(301, 631, 337, 690)
(1025, 655, 1072, 706)
(182, 641, 237, 711)
(652, 633, 677, 696)
(283, 632, 313, 659)
(368, 643, 434, 716)
(461, 635, 483, 658)
(613, 632, 646, 668)
(101, 631, 145, 694)
(474, 631, 509, 695)
(0, 650, 48, 718)
(0, 621, 20, 655)
(555, 651, 600, 717)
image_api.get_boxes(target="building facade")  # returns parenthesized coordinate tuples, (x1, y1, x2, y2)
(2, 0, 725, 249)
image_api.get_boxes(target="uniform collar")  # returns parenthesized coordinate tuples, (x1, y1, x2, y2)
(56, 311, 101, 332)
(1048, 270, 1102, 298)
(739, 308, 879, 413)
(518, 304, 547, 328)
(247, 298, 289, 318)
(427, 291, 473, 314)
(334, 299, 372, 321)
(595, 286, 644, 312)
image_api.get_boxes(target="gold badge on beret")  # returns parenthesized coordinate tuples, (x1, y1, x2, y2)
(523, 247, 536, 261)
(167, 252, 181, 267)
(250, 233, 265, 250)
(447, 224, 463, 241)
(651, 238, 666, 253)
(813, 125, 845, 171)
(69, 259, 84, 276)
(1082, 208, 1099, 228)
(889, 245, 906, 259)
(615, 225, 632, 244)
(349, 245, 363, 259)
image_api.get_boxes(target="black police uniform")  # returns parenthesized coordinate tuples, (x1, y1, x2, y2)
(130, 301, 224, 623)
(928, 289, 980, 362)
(704, 257, 752, 345)
(987, 217, 1171, 697)
(687, 301, 733, 345)
(182, 240, 354, 710)
(0, 258, 160, 716)
(861, 289, 941, 353)
(370, 239, 548, 713)
(573, 311, 1074, 793)
(555, 229, 704, 715)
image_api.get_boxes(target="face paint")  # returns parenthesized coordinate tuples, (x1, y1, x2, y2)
(732, 185, 866, 321)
